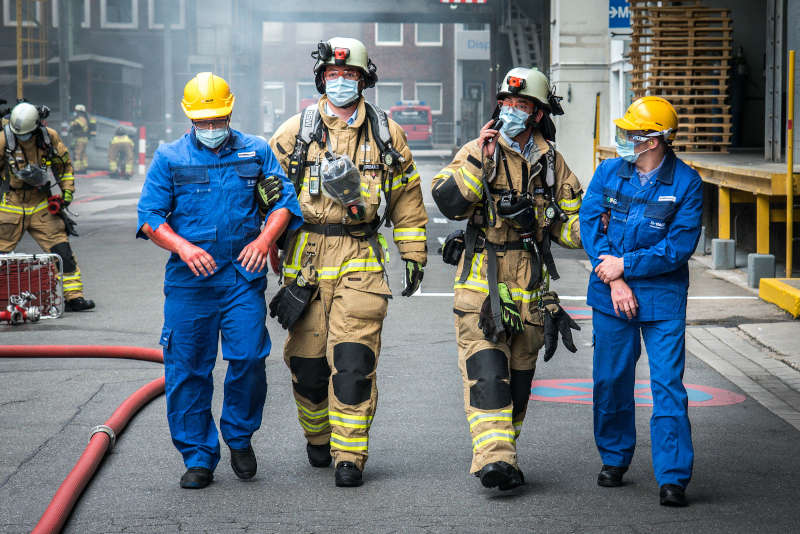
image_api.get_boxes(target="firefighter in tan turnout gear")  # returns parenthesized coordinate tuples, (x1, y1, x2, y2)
(432, 67, 582, 490)
(0, 102, 95, 311)
(68, 104, 92, 173)
(269, 37, 428, 487)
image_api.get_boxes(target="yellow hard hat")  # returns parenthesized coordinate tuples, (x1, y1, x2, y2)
(181, 72, 235, 120)
(614, 96, 678, 140)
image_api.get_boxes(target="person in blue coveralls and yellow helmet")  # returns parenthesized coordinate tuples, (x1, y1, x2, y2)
(579, 96, 703, 507)
(137, 72, 303, 489)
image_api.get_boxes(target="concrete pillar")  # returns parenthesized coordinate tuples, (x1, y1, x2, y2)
(549, 0, 610, 189)
(712, 239, 736, 270)
(747, 253, 776, 288)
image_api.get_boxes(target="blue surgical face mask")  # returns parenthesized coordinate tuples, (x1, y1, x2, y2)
(326, 76, 360, 107)
(615, 138, 653, 163)
(195, 126, 229, 149)
(498, 105, 530, 139)
(16, 132, 33, 142)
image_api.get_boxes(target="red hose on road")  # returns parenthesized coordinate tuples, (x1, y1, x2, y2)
(0, 345, 164, 534)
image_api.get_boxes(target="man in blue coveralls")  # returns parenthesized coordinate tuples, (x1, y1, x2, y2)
(137, 72, 303, 489)
(579, 96, 703, 507)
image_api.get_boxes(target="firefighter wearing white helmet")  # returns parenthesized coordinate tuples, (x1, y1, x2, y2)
(431, 67, 582, 491)
(0, 102, 95, 311)
(68, 104, 92, 172)
(269, 36, 428, 487)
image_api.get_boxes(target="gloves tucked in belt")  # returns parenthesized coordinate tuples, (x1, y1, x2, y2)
(62, 189, 73, 207)
(255, 174, 282, 214)
(441, 230, 464, 266)
(269, 265, 317, 330)
(479, 282, 524, 342)
(541, 291, 580, 362)
(401, 260, 424, 297)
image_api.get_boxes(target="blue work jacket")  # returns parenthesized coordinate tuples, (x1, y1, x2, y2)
(137, 128, 303, 287)
(580, 151, 703, 321)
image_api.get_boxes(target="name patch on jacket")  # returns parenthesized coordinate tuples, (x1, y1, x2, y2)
(238, 151, 256, 158)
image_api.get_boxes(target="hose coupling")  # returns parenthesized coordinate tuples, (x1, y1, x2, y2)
(89, 424, 116, 451)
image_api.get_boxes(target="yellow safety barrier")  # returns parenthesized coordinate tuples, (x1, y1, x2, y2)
(759, 278, 800, 318)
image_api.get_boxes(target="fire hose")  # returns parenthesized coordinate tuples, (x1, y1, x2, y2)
(0, 345, 164, 534)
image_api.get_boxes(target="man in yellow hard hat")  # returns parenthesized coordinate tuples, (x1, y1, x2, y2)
(580, 96, 703, 507)
(137, 72, 303, 489)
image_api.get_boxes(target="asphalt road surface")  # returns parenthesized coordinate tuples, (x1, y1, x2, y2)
(1, 160, 798, 533)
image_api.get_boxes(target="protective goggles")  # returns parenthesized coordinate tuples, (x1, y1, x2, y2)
(615, 126, 664, 145)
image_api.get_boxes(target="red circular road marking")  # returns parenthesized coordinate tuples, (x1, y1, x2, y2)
(530, 378, 746, 407)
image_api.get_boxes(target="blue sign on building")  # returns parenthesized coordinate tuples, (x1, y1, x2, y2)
(609, 0, 631, 29)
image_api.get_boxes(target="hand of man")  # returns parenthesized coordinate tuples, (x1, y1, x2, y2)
(401, 260, 424, 297)
(62, 189, 73, 208)
(237, 235, 270, 273)
(178, 242, 217, 277)
(478, 119, 500, 158)
(541, 292, 581, 362)
(610, 278, 638, 320)
(255, 174, 283, 214)
(595, 254, 624, 283)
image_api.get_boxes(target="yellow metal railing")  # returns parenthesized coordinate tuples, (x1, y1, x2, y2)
(787, 49, 795, 277)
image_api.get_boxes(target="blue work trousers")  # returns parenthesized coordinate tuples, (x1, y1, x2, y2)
(160, 275, 270, 470)
(592, 309, 694, 488)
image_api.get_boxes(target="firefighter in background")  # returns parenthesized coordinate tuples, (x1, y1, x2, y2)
(68, 104, 92, 172)
(432, 67, 582, 490)
(0, 102, 95, 311)
(269, 37, 428, 487)
(109, 127, 135, 177)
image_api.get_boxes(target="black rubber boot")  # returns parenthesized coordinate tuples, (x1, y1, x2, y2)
(477, 461, 525, 490)
(597, 464, 628, 487)
(65, 297, 95, 312)
(307, 442, 332, 468)
(334, 461, 363, 487)
(230, 445, 257, 479)
(660, 484, 688, 507)
(180, 467, 213, 489)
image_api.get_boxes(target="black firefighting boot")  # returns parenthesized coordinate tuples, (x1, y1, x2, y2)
(65, 297, 95, 312)
(180, 467, 213, 489)
(334, 461, 363, 487)
(477, 461, 525, 491)
(307, 442, 332, 468)
(229, 445, 257, 479)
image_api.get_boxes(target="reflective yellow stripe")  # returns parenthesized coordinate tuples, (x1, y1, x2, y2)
(453, 250, 488, 293)
(510, 286, 542, 304)
(513, 421, 523, 438)
(329, 411, 373, 429)
(0, 200, 49, 214)
(558, 196, 581, 210)
(295, 400, 328, 419)
(299, 418, 331, 433)
(330, 432, 368, 451)
(434, 169, 454, 181)
(472, 429, 516, 450)
(468, 409, 513, 431)
(560, 213, 580, 248)
(458, 167, 482, 198)
(392, 227, 426, 242)
(282, 231, 309, 279)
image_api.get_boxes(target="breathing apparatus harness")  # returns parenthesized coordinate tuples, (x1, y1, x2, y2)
(2, 123, 78, 236)
(286, 101, 406, 283)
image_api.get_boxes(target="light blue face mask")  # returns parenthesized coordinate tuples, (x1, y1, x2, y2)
(195, 127, 229, 149)
(498, 105, 530, 139)
(16, 132, 33, 142)
(615, 138, 653, 163)
(326, 76, 360, 107)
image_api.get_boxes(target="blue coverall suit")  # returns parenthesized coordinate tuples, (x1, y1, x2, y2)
(137, 129, 302, 470)
(579, 151, 703, 489)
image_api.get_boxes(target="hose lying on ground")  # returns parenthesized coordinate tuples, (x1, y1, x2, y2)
(0, 345, 164, 534)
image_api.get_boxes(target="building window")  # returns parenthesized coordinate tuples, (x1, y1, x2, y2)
(415, 23, 442, 46)
(3, 0, 41, 27)
(416, 83, 443, 115)
(375, 23, 402, 46)
(52, 1, 91, 29)
(296, 22, 325, 44)
(263, 82, 286, 115)
(148, 0, 185, 30)
(263, 22, 283, 43)
(376, 83, 403, 110)
(100, 0, 138, 29)
(297, 82, 318, 113)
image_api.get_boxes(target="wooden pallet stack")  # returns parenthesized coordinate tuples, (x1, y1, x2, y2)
(629, 0, 732, 152)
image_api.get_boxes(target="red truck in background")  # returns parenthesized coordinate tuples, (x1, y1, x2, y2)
(389, 101, 432, 149)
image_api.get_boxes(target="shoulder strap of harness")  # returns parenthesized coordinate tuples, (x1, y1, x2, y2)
(287, 105, 324, 192)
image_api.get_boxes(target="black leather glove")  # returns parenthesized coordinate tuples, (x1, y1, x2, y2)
(269, 266, 317, 330)
(479, 283, 524, 342)
(441, 230, 465, 266)
(541, 291, 580, 362)
(255, 174, 282, 214)
(401, 260, 424, 297)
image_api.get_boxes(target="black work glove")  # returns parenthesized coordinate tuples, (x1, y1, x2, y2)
(255, 174, 282, 214)
(269, 266, 317, 330)
(401, 260, 424, 297)
(441, 230, 465, 266)
(541, 291, 580, 362)
(478, 283, 524, 342)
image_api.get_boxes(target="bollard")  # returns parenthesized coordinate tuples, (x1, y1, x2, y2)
(747, 253, 776, 288)
(711, 238, 736, 269)
(138, 126, 147, 176)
